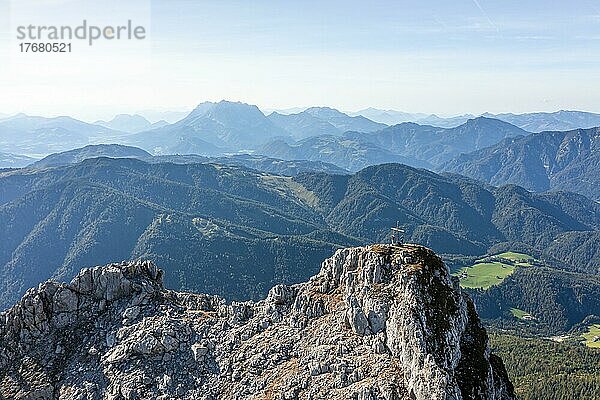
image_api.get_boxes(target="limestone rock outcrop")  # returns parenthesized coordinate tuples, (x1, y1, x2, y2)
(0, 244, 515, 400)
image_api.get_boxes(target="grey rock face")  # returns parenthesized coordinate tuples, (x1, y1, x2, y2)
(0, 245, 516, 400)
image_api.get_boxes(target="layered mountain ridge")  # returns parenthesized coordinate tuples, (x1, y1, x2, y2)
(124, 101, 291, 154)
(353, 108, 600, 132)
(0, 151, 36, 168)
(3, 103, 598, 205)
(259, 117, 527, 171)
(95, 114, 169, 133)
(0, 244, 515, 400)
(1, 158, 598, 311)
(28, 144, 349, 175)
(0, 114, 125, 156)
(443, 127, 600, 200)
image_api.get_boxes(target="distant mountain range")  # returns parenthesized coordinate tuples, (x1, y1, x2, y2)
(268, 106, 388, 139)
(28, 143, 349, 176)
(162, 153, 349, 175)
(303, 107, 387, 132)
(0, 152, 36, 168)
(31, 144, 152, 168)
(0, 101, 600, 205)
(267, 111, 342, 139)
(2, 103, 600, 186)
(260, 117, 526, 171)
(0, 113, 125, 156)
(95, 114, 169, 133)
(134, 109, 190, 124)
(259, 135, 432, 171)
(443, 127, 600, 200)
(123, 101, 290, 154)
(349, 108, 476, 127)
(482, 110, 600, 133)
(0, 104, 431, 161)
(348, 108, 429, 125)
(122, 102, 390, 155)
(1, 158, 597, 309)
(347, 117, 527, 167)
(352, 108, 600, 132)
(348, 107, 476, 128)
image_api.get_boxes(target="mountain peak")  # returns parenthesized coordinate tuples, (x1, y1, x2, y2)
(186, 101, 217, 118)
(31, 144, 152, 168)
(187, 100, 263, 119)
(191, 100, 256, 109)
(465, 115, 498, 124)
(0, 244, 515, 399)
(217, 99, 250, 106)
(303, 107, 387, 133)
(461, 116, 523, 129)
(109, 114, 151, 124)
(212, 100, 262, 113)
(93, 114, 154, 133)
(305, 106, 345, 117)
(148, 100, 288, 151)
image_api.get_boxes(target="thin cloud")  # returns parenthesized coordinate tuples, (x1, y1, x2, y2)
(512, 35, 554, 41)
(472, 0, 499, 32)
(431, 14, 449, 30)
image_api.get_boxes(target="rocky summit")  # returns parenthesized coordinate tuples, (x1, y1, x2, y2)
(0, 244, 515, 400)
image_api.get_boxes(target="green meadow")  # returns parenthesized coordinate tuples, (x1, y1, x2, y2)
(496, 251, 532, 261)
(582, 325, 600, 349)
(458, 251, 536, 289)
(510, 308, 533, 320)
(496, 251, 534, 266)
(457, 261, 515, 289)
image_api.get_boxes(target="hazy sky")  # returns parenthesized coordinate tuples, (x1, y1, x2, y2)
(1, 0, 600, 121)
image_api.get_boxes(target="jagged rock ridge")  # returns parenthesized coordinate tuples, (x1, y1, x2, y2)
(0, 245, 515, 399)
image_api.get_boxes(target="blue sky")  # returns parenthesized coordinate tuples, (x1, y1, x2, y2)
(1, 0, 599, 120)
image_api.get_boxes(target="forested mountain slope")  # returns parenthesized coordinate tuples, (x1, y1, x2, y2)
(0, 159, 598, 309)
